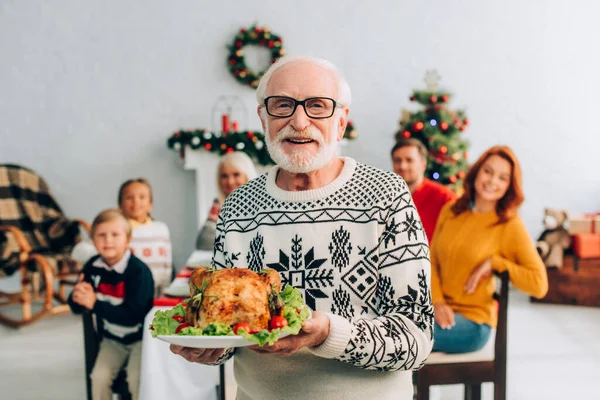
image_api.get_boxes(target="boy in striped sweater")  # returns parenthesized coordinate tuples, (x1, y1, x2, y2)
(68, 209, 154, 400)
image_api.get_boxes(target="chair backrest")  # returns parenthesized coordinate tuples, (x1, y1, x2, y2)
(82, 311, 130, 400)
(493, 271, 509, 378)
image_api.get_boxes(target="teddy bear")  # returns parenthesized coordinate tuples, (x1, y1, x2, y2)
(536, 208, 571, 269)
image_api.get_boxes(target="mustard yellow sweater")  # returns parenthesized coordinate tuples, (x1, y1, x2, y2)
(430, 202, 548, 327)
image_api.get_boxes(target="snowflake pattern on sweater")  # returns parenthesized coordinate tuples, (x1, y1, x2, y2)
(212, 157, 434, 371)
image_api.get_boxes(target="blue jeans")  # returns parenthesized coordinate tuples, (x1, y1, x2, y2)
(433, 312, 492, 354)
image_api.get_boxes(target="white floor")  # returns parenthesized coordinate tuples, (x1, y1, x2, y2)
(0, 287, 599, 400)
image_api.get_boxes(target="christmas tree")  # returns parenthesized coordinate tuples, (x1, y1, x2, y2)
(395, 70, 470, 190)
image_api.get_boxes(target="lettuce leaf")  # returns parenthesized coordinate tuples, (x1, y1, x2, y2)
(202, 322, 234, 336)
(278, 284, 304, 309)
(149, 302, 186, 337)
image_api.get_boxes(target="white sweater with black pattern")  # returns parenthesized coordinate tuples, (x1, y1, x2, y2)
(212, 157, 434, 400)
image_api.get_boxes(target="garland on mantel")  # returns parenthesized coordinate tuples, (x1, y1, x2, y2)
(167, 122, 358, 166)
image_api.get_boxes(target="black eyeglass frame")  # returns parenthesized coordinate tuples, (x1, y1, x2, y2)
(263, 96, 342, 119)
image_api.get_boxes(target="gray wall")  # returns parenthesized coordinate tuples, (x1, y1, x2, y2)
(1, 0, 599, 267)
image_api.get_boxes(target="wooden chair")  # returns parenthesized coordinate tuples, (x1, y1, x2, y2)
(416, 271, 509, 400)
(0, 164, 90, 327)
(82, 311, 130, 400)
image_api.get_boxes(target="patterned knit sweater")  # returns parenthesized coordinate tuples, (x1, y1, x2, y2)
(213, 157, 434, 400)
(68, 251, 154, 344)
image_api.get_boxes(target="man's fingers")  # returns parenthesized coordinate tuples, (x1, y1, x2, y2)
(169, 344, 183, 354)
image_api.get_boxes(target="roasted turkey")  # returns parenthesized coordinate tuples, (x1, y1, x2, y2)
(185, 267, 282, 332)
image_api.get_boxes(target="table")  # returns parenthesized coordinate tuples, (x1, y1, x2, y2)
(139, 305, 235, 400)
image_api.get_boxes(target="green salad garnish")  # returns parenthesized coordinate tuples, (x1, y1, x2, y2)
(150, 284, 311, 346)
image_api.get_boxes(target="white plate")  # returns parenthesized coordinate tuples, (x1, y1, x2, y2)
(157, 332, 290, 348)
(187, 262, 212, 269)
(162, 284, 189, 298)
(185, 250, 214, 268)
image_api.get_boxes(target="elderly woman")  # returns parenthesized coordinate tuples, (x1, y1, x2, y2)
(430, 145, 548, 354)
(195, 152, 257, 250)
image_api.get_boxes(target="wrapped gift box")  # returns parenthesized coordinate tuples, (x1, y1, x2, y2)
(568, 213, 600, 235)
(572, 233, 600, 259)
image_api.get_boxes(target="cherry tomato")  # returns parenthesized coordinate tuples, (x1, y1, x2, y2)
(172, 315, 184, 322)
(296, 308, 301, 314)
(175, 323, 190, 334)
(181, 301, 187, 307)
(233, 322, 252, 335)
(269, 315, 289, 330)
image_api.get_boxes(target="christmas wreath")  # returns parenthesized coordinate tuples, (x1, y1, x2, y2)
(227, 25, 285, 89)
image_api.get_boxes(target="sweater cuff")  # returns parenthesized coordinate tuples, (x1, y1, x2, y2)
(307, 313, 352, 359)
(491, 254, 508, 273)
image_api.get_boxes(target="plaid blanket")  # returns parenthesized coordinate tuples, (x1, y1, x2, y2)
(0, 164, 81, 277)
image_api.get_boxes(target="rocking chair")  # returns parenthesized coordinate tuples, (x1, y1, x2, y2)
(0, 164, 90, 327)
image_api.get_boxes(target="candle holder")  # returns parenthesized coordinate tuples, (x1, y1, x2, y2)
(211, 95, 248, 134)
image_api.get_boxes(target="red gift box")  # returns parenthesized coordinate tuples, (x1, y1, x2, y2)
(572, 233, 600, 259)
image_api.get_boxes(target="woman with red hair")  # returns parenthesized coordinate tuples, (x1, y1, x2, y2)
(429, 145, 548, 353)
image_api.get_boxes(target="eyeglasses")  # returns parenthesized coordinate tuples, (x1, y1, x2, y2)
(264, 96, 341, 119)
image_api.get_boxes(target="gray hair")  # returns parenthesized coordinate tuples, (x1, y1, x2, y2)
(216, 151, 258, 202)
(255, 56, 352, 106)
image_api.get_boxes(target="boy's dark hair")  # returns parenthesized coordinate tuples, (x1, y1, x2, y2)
(391, 138, 428, 159)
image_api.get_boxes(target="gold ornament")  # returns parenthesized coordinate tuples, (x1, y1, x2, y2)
(252, 136, 258, 142)
(235, 50, 243, 57)
(264, 33, 271, 39)
(400, 109, 412, 124)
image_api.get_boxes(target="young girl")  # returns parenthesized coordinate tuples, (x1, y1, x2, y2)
(68, 209, 154, 400)
(118, 178, 172, 297)
(429, 145, 548, 354)
(196, 152, 258, 250)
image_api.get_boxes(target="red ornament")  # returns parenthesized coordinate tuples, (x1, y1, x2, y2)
(463, 118, 469, 125)
(460, 125, 467, 131)
(246, 131, 255, 139)
(268, 40, 274, 48)
(226, 147, 234, 153)
(457, 171, 466, 179)
(441, 94, 449, 102)
(440, 122, 449, 131)
(204, 143, 212, 150)
(402, 131, 411, 138)
(409, 95, 416, 101)
(439, 145, 448, 154)
(254, 27, 262, 33)
(235, 41, 242, 48)
(430, 95, 438, 104)
(449, 176, 457, 183)
(347, 120, 353, 127)
(413, 121, 424, 131)
(229, 58, 236, 65)
(240, 28, 246, 33)
(173, 132, 180, 138)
